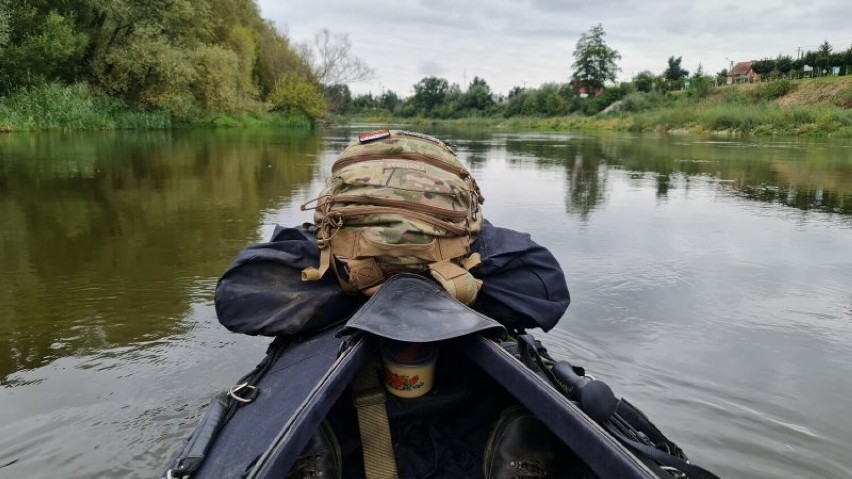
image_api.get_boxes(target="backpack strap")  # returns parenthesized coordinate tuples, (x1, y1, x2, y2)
(302, 229, 472, 285)
(428, 256, 483, 305)
(351, 357, 399, 479)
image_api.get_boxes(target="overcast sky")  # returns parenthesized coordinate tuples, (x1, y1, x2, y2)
(257, 0, 852, 97)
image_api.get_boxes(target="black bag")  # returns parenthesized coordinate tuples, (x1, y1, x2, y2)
(215, 221, 570, 336)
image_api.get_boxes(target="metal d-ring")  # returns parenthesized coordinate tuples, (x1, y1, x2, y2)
(228, 382, 257, 403)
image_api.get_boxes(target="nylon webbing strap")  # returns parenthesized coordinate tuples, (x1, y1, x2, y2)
(352, 358, 398, 479)
(428, 260, 483, 305)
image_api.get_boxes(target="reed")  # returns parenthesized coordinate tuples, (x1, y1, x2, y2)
(0, 83, 171, 131)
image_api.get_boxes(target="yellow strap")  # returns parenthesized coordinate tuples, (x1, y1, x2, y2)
(462, 252, 482, 271)
(352, 359, 398, 479)
(301, 244, 332, 282)
(428, 260, 483, 305)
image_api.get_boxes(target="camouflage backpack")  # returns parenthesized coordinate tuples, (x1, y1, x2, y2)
(301, 130, 485, 304)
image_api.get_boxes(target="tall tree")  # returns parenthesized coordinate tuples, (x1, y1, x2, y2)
(460, 76, 494, 112)
(663, 56, 689, 90)
(411, 76, 449, 115)
(0, 0, 328, 118)
(571, 24, 621, 93)
(378, 90, 401, 112)
(300, 29, 373, 86)
(816, 41, 833, 74)
(256, 20, 310, 95)
(663, 56, 689, 81)
(0, 4, 88, 93)
(323, 83, 351, 114)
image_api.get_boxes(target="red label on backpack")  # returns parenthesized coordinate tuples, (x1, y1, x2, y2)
(358, 130, 391, 143)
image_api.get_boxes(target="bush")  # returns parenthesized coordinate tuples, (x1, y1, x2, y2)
(585, 84, 629, 115)
(761, 80, 794, 100)
(268, 74, 326, 119)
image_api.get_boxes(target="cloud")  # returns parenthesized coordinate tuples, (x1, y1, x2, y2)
(418, 60, 447, 77)
(257, 0, 852, 96)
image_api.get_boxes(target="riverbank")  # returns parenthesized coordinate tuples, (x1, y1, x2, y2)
(0, 83, 314, 132)
(351, 77, 852, 138)
(3, 77, 850, 137)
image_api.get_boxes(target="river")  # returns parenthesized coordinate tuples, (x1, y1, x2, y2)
(1, 127, 850, 478)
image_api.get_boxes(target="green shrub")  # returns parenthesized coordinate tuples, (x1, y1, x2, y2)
(761, 80, 794, 100)
(620, 92, 651, 112)
(268, 74, 326, 119)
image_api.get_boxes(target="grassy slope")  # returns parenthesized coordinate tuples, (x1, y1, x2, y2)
(618, 76, 852, 137)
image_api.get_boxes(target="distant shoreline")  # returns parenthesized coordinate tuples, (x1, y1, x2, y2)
(344, 77, 852, 138)
(2, 77, 850, 137)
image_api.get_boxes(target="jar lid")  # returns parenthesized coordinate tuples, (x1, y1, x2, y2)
(381, 341, 437, 366)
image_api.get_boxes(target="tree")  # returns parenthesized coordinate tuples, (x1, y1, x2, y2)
(689, 64, 712, 98)
(570, 24, 621, 93)
(0, 0, 323, 116)
(816, 41, 833, 74)
(752, 58, 776, 77)
(378, 90, 401, 112)
(257, 20, 309, 96)
(776, 55, 794, 77)
(0, 7, 88, 93)
(300, 29, 373, 86)
(351, 92, 377, 112)
(411, 76, 449, 115)
(663, 56, 689, 89)
(323, 83, 351, 114)
(268, 73, 326, 118)
(459, 76, 494, 112)
(632, 70, 657, 93)
(0, 3, 9, 54)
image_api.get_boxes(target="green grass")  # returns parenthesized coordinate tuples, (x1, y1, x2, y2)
(0, 83, 171, 131)
(0, 83, 316, 132)
(619, 101, 852, 136)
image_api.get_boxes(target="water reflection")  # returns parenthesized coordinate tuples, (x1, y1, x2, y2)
(2, 127, 851, 478)
(0, 130, 322, 381)
(496, 134, 852, 217)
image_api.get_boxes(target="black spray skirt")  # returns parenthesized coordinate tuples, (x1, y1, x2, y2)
(164, 275, 716, 479)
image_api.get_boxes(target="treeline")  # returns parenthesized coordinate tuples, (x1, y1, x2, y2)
(748, 42, 852, 80)
(0, 0, 325, 122)
(327, 76, 632, 119)
(331, 45, 852, 120)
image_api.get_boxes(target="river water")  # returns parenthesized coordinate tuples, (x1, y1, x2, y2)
(1, 127, 850, 478)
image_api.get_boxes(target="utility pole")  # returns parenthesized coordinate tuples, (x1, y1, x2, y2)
(796, 47, 801, 59)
